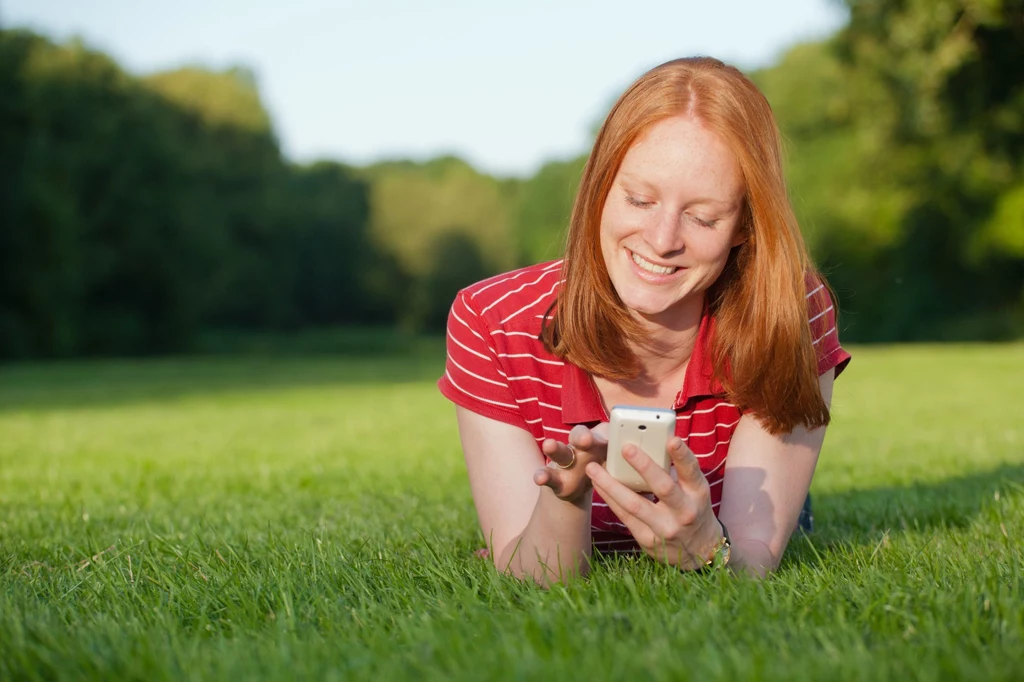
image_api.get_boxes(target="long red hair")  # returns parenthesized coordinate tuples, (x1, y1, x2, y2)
(541, 57, 830, 434)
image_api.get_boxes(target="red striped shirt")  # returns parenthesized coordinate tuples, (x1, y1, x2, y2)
(438, 260, 850, 552)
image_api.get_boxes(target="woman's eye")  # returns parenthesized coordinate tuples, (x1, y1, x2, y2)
(625, 195, 653, 208)
(691, 215, 719, 228)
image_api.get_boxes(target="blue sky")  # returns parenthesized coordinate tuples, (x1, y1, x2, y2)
(3, 0, 847, 177)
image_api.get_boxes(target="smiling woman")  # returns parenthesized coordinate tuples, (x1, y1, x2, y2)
(437, 57, 850, 585)
(598, 117, 746, 323)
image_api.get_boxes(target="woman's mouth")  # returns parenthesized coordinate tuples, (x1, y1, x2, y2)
(630, 251, 678, 275)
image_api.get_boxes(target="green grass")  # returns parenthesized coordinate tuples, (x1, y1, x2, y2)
(1, 342, 1022, 681)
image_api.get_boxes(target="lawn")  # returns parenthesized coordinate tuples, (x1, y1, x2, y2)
(1, 342, 1022, 681)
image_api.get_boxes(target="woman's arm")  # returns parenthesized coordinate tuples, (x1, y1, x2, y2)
(718, 368, 835, 576)
(456, 407, 594, 586)
(583, 369, 835, 577)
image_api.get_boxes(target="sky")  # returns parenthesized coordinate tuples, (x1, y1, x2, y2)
(2, 0, 848, 177)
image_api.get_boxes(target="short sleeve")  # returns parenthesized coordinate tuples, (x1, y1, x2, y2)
(437, 291, 528, 428)
(806, 275, 851, 378)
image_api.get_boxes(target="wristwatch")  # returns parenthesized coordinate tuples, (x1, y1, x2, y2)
(706, 520, 732, 568)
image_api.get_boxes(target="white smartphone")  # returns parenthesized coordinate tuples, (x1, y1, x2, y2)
(605, 405, 676, 492)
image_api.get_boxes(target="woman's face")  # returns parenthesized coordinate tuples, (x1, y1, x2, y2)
(599, 115, 747, 323)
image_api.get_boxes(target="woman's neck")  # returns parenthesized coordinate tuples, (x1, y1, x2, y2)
(594, 294, 705, 405)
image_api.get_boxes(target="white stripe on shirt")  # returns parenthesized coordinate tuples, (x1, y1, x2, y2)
(677, 402, 735, 419)
(482, 269, 560, 314)
(808, 305, 834, 325)
(490, 330, 540, 337)
(812, 326, 836, 346)
(449, 355, 508, 388)
(602, 520, 630, 531)
(447, 329, 491, 362)
(687, 418, 741, 438)
(704, 456, 727, 477)
(692, 439, 730, 458)
(515, 396, 561, 411)
(471, 260, 563, 297)
(497, 352, 564, 366)
(506, 375, 562, 388)
(450, 304, 486, 343)
(443, 370, 518, 410)
(501, 281, 561, 324)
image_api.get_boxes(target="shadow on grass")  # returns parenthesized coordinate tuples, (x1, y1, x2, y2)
(0, 343, 446, 414)
(476, 465, 1024, 573)
(784, 463, 1024, 565)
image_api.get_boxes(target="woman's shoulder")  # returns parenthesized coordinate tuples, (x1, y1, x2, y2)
(456, 260, 564, 330)
(440, 261, 565, 428)
(803, 271, 851, 377)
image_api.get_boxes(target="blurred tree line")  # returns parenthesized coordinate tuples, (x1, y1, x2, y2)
(760, 0, 1024, 341)
(0, 0, 1021, 359)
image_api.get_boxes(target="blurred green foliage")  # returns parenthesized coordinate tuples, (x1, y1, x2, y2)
(760, 0, 1024, 341)
(0, 0, 1022, 358)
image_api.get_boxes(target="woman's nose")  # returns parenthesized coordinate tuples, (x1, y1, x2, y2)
(646, 210, 685, 257)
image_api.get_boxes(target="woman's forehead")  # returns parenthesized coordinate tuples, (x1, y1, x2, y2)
(617, 117, 744, 204)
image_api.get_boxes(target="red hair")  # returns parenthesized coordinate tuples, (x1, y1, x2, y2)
(541, 57, 830, 434)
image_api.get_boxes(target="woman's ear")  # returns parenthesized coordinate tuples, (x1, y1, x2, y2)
(729, 219, 750, 249)
(730, 204, 752, 249)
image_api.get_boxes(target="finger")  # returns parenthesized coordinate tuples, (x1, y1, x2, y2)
(592, 480, 655, 548)
(533, 467, 564, 496)
(668, 437, 705, 490)
(585, 460, 661, 529)
(567, 424, 608, 464)
(594, 481, 698, 566)
(621, 443, 688, 509)
(540, 438, 576, 470)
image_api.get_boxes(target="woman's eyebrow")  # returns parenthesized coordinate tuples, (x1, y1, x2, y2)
(618, 173, 658, 191)
(620, 174, 738, 210)
(690, 198, 741, 211)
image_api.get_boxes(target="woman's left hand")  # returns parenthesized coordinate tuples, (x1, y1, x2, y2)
(585, 437, 725, 570)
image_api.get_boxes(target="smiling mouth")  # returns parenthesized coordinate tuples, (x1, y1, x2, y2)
(631, 251, 678, 275)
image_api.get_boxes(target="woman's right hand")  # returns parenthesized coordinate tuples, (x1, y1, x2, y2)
(534, 424, 608, 504)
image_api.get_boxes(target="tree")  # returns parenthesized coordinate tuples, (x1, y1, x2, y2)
(409, 230, 492, 332)
(833, 0, 1024, 339)
(511, 155, 586, 265)
(0, 31, 231, 355)
(753, 2, 1024, 341)
(362, 156, 515, 277)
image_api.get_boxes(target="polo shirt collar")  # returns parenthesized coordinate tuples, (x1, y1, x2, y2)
(561, 306, 723, 425)
(677, 305, 723, 406)
(561, 362, 606, 425)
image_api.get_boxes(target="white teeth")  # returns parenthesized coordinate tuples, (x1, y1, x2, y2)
(631, 252, 676, 275)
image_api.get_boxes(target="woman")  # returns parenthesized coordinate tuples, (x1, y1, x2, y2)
(438, 57, 850, 584)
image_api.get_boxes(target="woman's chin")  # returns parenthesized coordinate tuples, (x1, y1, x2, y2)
(619, 289, 703, 323)
(621, 297, 675, 318)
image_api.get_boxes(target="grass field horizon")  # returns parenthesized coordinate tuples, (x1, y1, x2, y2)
(1, 342, 1022, 681)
